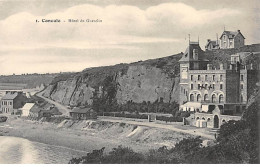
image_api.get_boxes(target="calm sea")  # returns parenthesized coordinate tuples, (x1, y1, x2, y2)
(0, 136, 87, 164)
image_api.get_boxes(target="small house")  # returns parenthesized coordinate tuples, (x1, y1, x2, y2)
(20, 103, 35, 117)
(219, 30, 245, 49)
(0, 91, 28, 114)
(69, 108, 97, 120)
(205, 39, 219, 51)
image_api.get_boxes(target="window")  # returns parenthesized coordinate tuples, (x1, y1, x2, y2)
(219, 94, 224, 103)
(197, 94, 201, 102)
(205, 75, 208, 81)
(212, 94, 217, 103)
(212, 84, 215, 89)
(190, 94, 194, 102)
(204, 94, 209, 101)
(241, 75, 244, 81)
(241, 84, 243, 89)
(181, 67, 188, 79)
(191, 84, 193, 90)
(241, 95, 243, 102)
(220, 75, 223, 81)
(213, 75, 215, 81)
(205, 84, 208, 89)
(198, 84, 200, 89)
(191, 75, 193, 81)
(198, 75, 201, 81)
(220, 84, 223, 90)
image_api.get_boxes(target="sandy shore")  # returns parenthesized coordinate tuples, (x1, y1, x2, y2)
(0, 115, 198, 154)
(0, 116, 126, 153)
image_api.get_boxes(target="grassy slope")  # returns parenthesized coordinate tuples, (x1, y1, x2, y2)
(0, 73, 58, 88)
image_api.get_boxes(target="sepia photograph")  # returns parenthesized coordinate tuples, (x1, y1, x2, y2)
(0, 0, 259, 164)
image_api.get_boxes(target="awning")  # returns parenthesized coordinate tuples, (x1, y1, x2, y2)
(182, 102, 201, 108)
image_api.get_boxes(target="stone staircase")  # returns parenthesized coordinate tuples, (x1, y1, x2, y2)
(210, 128, 220, 139)
(210, 128, 220, 133)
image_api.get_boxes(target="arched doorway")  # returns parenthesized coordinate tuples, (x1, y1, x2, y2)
(214, 115, 219, 128)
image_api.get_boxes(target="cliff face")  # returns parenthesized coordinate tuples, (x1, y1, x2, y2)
(43, 64, 180, 107)
(42, 44, 260, 110)
(43, 78, 95, 106)
(116, 65, 179, 104)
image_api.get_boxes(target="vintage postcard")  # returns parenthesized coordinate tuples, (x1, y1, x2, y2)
(0, 0, 259, 164)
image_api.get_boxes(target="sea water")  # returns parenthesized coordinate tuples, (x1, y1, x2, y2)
(0, 136, 87, 164)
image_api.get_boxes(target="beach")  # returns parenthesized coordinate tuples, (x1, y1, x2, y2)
(0, 115, 196, 155)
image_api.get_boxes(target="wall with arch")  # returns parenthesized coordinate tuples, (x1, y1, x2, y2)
(188, 90, 225, 104)
(184, 107, 241, 129)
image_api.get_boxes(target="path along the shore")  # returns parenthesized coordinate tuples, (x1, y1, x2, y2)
(36, 92, 215, 140)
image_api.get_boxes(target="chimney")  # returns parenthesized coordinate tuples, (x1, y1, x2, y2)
(216, 33, 218, 45)
(220, 63, 224, 70)
(238, 30, 240, 33)
(207, 64, 213, 70)
(207, 39, 211, 42)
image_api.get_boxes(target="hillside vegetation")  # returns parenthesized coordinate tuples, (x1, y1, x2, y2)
(0, 73, 58, 88)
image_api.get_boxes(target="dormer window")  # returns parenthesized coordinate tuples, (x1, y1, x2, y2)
(193, 49, 198, 60)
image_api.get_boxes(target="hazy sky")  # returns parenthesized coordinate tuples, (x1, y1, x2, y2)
(0, 0, 259, 75)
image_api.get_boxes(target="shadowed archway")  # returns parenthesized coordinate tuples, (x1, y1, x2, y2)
(214, 115, 219, 128)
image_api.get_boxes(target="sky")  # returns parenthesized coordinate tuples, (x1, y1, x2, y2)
(0, 0, 259, 75)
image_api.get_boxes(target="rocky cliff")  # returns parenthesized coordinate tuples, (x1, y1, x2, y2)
(43, 54, 182, 110)
(42, 44, 260, 112)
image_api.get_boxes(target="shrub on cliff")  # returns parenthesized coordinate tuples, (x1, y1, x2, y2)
(103, 146, 144, 164)
(91, 75, 119, 113)
(69, 146, 144, 164)
(69, 147, 105, 164)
